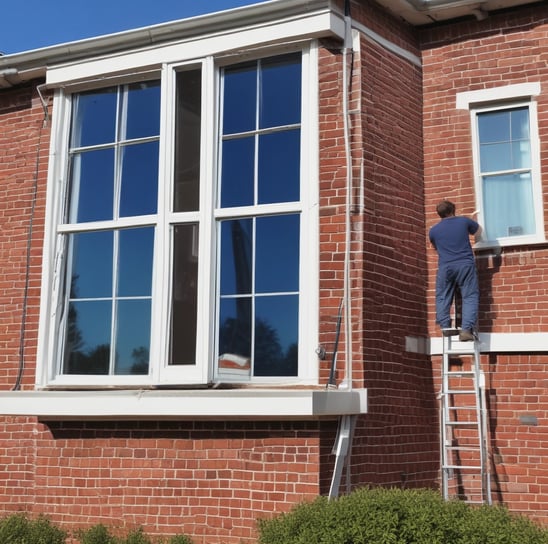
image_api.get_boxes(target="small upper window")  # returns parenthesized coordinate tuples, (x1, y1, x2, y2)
(476, 105, 538, 241)
(458, 83, 544, 246)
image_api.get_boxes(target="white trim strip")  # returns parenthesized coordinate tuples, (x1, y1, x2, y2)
(456, 82, 541, 110)
(0, 388, 367, 419)
(428, 332, 548, 355)
(352, 20, 422, 67)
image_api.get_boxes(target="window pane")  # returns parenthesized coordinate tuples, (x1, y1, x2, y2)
(174, 69, 201, 212)
(114, 299, 151, 375)
(258, 129, 300, 204)
(69, 231, 113, 299)
(260, 54, 301, 129)
(511, 107, 529, 140)
(63, 300, 111, 375)
(512, 140, 531, 170)
(256, 215, 299, 293)
(254, 295, 298, 377)
(223, 62, 256, 135)
(119, 141, 159, 217)
(220, 219, 252, 296)
(478, 110, 509, 144)
(482, 172, 535, 238)
(479, 142, 512, 172)
(69, 148, 114, 223)
(478, 107, 531, 172)
(70, 87, 117, 148)
(125, 81, 161, 140)
(218, 297, 252, 375)
(220, 137, 255, 207)
(118, 228, 154, 297)
(169, 224, 199, 365)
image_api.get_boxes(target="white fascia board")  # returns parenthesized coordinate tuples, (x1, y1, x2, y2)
(0, 388, 367, 420)
(46, 11, 345, 87)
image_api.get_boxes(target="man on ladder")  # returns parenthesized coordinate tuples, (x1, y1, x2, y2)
(429, 200, 482, 341)
(430, 200, 491, 505)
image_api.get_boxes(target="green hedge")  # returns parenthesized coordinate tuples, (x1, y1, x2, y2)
(257, 487, 548, 544)
(0, 515, 193, 544)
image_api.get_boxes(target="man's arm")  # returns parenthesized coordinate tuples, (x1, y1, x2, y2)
(471, 210, 482, 242)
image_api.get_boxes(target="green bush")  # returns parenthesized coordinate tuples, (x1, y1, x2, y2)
(0, 513, 66, 544)
(78, 524, 194, 544)
(0, 516, 193, 544)
(257, 487, 548, 544)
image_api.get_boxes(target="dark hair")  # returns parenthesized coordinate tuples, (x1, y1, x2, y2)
(436, 200, 455, 218)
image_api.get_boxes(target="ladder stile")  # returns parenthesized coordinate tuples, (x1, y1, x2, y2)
(440, 329, 491, 505)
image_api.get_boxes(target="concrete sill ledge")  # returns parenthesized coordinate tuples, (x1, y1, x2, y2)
(0, 388, 367, 421)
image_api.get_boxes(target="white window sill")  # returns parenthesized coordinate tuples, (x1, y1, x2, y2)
(474, 235, 547, 251)
(0, 388, 367, 420)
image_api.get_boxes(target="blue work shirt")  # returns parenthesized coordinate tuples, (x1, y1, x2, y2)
(429, 216, 479, 267)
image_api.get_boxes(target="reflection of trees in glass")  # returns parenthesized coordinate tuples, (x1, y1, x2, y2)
(64, 273, 149, 375)
(64, 273, 109, 374)
(219, 316, 250, 361)
(66, 343, 110, 375)
(219, 316, 297, 377)
(130, 346, 149, 375)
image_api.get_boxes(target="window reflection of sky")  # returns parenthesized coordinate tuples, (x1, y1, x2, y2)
(64, 81, 160, 375)
(70, 148, 115, 223)
(120, 141, 159, 217)
(258, 130, 300, 204)
(218, 53, 302, 377)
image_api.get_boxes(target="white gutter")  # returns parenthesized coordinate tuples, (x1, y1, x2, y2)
(0, 0, 334, 88)
(408, 0, 483, 8)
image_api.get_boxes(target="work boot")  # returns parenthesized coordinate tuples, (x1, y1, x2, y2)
(459, 329, 475, 342)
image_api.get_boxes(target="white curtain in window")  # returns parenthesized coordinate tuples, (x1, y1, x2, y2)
(483, 172, 535, 239)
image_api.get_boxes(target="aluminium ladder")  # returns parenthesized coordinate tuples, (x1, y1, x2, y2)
(439, 329, 491, 505)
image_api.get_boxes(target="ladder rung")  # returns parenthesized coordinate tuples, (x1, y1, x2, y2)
(445, 349, 477, 355)
(447, 405, 477, 410)
(443, 464, 482, 470)
(445, 389, 477, 395)
(446, 446, 481, 452)
(445, 421, 480, 426)
(446, 371, 476, 376)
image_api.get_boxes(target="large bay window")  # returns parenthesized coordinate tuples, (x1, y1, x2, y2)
(39, 47, 319, 388)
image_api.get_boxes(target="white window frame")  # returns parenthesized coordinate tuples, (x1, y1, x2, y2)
(36, 44, 319, 389)
(457, 83, 545, 248)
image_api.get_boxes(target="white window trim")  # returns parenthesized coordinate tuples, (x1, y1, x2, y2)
(36, 43, 320, 390)
(456, 83, 545, 248)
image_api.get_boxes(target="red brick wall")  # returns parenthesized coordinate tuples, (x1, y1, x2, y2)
(0, 81, 48, 517)
(421, 4, 548, 524)
(355, 23, 439, 489)
(0, 82, 47, 390)
(317, 1, 439, 493)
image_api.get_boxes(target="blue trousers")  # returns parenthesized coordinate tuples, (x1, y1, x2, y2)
(435, 263, 479, 331)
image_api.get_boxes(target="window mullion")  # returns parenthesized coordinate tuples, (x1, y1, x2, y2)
(109, 230, 119, 375)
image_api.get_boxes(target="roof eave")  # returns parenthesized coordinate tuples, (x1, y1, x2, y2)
(0, 0, 333, 88)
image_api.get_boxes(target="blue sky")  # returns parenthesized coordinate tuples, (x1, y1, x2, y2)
(2, 0, 271, 55)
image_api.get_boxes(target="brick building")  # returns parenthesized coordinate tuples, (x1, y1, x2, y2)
(0, 0, 546, 541)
